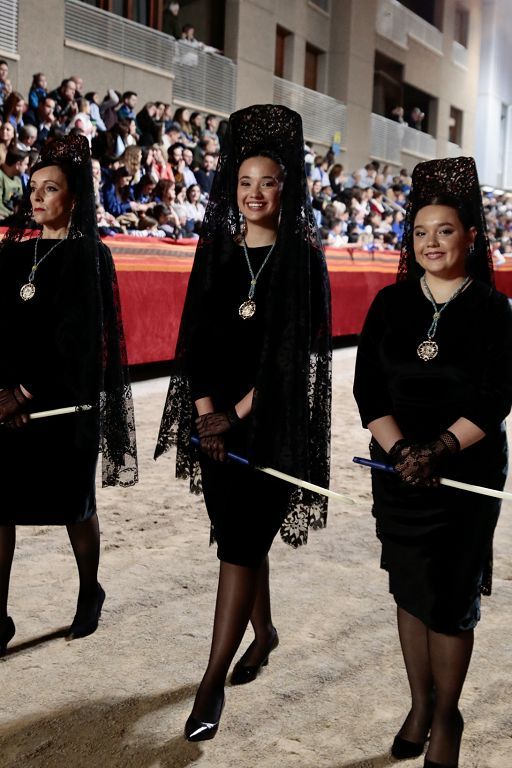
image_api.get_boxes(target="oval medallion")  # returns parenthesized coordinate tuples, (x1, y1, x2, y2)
(417, 339, 439, 361)
(20, 283, 36, 301)
(239, 299, 256, 319)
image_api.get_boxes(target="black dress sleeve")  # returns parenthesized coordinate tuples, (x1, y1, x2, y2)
(353, 289, 394, 427)
(459, 291, 512, 432)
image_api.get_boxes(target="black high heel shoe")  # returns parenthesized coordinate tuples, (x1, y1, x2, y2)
(392, 733, 428, 759)
(231, 628, 279, 685)
(185, 693, 225, 742)
(66, 584, 105, 640)
(424, 710, 464, 768)
(0, 616, 15, 656)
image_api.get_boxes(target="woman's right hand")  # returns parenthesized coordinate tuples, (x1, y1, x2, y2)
(200, 434, 226, 462)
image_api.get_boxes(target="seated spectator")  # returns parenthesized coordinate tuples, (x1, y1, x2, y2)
(0, 61, 10, 111)
(153, 178, 177, 207)
(137, 102, 161, 146)
(326, 219, 348, 248)
(70, 75, 85, 98)
(67, 98, 96, 144)
(154, 101, 166, 123)
(140, 145, 158, 183)
(24, 96, 56, 147)
(0, 121, 17, 152)
(189, 111, 203, 142)
(162, 103, 174, 130)
(28, 72, 48, 111)
(151, 202, 183, 238)
(151, 143, 174, 181)
(358, 163, 377, 188)
(49, 78, 77, 122)
(182, 147, 198, 186)
(118, 145, 143, 184)
(162, 122, 183, 152)
(195, 152, 216, 197)
(103, 166, 135, 217)
(96, 203, 123, 236)
(391, 209, 405, 242)
(344, 169, 363, 189)
(201, 113, 220, 152)
(85, 91, 107, 132)
(311, 156, 330, 186)
(168, 142, 186, 184)
(91, 157, 102, 206)
(173, 107, 195, 146)
(3, 92, 26, 131)
(172, 182, 189, 229)
(182, 183, 204, 236)
(134, 174, 157, 204)
(131, 214, 166, 237)
(162, 1, 182, 39)
(0, 148, 28, 221)
(16, 124, 38, 152)
(117, 91, 138, 121)
(100, 118, 138, 158)
(99, 88, 121, 131)
(329, 163, 345, 196)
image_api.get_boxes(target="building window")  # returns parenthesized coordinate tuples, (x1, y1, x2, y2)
(399, 0, 443, 30)
(309, 0, 329, 11)
(79, 0, 161, 27)
(449, 106, 463, 145)
(305, 43, 322, 91)
(403, 83, 436, 135)
(454, 5, 469, 47)
(373, 51, 404, 121)
(275, 26, 290, 78)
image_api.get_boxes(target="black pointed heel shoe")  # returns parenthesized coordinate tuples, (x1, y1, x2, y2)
(66, 584, 105, 640)
(231, 628, 279, 686)
(185, 694, 225, 742)
(391, 733, 427, 759)
(424, 710, 464, 768)
(0, 616, 15, 656)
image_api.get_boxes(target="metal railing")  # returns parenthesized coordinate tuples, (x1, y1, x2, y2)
(446, 141, 463, 158)
(0, 0, 18, 55)
(376, 0, 443, 53)
(370, 114, 404, 164)
(64, 0, 236, 114)
(402, 125, 437, 157)
(273, 77, 347, 146)
(452, 40, 469, 68)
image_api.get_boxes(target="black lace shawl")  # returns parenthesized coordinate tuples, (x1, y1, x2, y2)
(155, 104, 332, 547)
(1, 135, 138, 487)
(397, 156, 494, 285)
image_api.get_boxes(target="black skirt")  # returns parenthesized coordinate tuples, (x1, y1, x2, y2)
(370, 435, 506, 633)
(199, 429, 292, 567)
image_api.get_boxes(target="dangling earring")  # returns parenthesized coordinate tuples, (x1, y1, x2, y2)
(239, 211, 247, 238)
(467, 243, 475, 258)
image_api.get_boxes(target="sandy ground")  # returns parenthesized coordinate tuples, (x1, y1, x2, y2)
(1, 348, 511, 768)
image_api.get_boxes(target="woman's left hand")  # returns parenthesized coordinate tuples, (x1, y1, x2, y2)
(393, 431, 460, 488)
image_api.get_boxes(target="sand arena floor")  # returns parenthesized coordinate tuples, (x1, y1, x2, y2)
(1, 348, 511, 768)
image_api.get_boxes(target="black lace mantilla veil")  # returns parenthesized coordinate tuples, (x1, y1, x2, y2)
(0, 134, 138, 486)
(397, 155, 494, 285)
(155, 104, 332, 547)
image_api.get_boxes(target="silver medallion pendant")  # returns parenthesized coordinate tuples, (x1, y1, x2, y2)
(20, 283, 36, 301)
(239, 299, 256, 319)
(417, 339, 439, 361)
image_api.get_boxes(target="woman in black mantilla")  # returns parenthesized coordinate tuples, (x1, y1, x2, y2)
(353, 156, 512, 768)
(155, 105, 331, 740)
(0, 134, 138, 656)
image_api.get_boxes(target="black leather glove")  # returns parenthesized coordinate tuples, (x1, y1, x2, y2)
(0, 387, 30, 424)
(199, 434, 226, 462)
(392, 431, 460, 488)
(196, 408, 241, 438)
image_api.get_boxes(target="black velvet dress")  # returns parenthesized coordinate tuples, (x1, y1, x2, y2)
(0, 238, 101, 525)
(188, 244, 292, 567)
(353, 278, 512, 633)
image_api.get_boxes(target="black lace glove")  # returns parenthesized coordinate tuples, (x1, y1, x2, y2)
(199, 434, 226, 462)
(196, 408, 241, 438)
(393, 431, 460, 488)
(0, 387, 30, 424)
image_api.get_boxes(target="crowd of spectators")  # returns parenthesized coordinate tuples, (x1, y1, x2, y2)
(0, 59, 225, 238)
(0, 55, 511, 259)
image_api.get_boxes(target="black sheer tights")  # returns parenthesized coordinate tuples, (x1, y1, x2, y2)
(67, 514, 101, 622)
(397, 607, 473, 765)
(192, 556, 275, 721)
(0, 526, 16, 620)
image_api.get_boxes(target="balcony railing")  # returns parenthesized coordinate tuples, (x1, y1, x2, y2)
(0, 0, 18, 55)
(447, 141, 463, 158)
(371, 114, 404, 164)
(64, 0, 236, 114)
(273, 77, 347, 147)
(371, 113, 437, 162)
(402, 125, 437, 157)
(376, 0, 443, 54)
(452, 40, 469, 68)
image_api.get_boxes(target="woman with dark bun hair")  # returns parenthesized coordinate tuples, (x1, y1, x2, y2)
(0, 134, 138, 656)
(354, 156, 512, 768)
(156, 105, 331, 741)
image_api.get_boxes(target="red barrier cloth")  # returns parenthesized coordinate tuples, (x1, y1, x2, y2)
(2, 231, 511, 365)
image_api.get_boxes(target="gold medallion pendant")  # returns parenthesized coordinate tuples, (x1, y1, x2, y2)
(20, 283, 36, 301)
(239, 299, 256, 319)
(417, 339, 439, 361)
